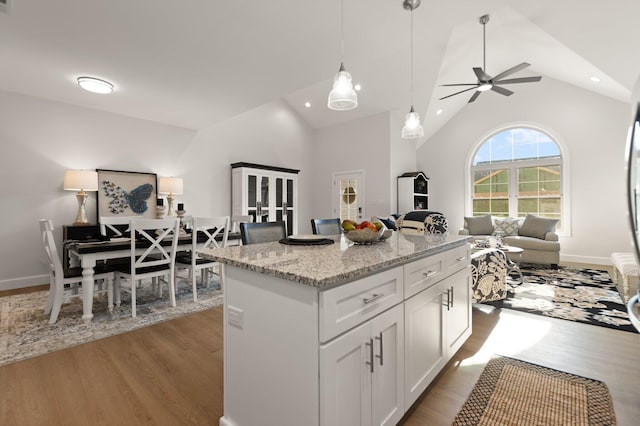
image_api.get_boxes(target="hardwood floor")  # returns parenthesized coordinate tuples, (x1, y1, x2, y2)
(2, 271, 638, 425)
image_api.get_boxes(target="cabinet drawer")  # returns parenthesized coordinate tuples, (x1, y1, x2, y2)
(403, 252, 446, 298)
(320, 267, 403, 343)
(444, 244, 470, 275)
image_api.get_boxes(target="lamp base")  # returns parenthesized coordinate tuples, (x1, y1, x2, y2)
(73, 191, 90, 225)
(167, 193, 175, 216)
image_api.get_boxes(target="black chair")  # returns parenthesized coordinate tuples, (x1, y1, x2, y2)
(240, 221, 287, 245)
(310, 218, 342, 236)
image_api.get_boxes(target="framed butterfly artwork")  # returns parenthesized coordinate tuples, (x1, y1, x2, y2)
(96, 169, 158, 220)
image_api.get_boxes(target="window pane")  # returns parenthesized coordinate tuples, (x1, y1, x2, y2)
(471, 127, 563, 231)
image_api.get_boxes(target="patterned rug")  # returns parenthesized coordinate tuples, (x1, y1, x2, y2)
(0, 277, 224, 367)
(504, 265, 637, 333)
(453, 356, 616, 425)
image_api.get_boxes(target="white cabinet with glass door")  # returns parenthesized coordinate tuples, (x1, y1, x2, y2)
(231, 162, 299, 235)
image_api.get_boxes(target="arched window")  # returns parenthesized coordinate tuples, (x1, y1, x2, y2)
(470, 127, 564, 230)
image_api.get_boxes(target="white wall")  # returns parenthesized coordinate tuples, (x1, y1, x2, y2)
(389, 111, 418, 213)
(311, 112, 394, 221)
(418, 76, 632, 264)
(0, 91, 314, 290)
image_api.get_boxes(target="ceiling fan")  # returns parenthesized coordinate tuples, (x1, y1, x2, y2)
(440, 14, 542, 103)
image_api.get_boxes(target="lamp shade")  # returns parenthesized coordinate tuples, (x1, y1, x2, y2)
(159, 177, 183, 194)
(63, 170, 98, 192)
(401, 107, 424, 139)
(328, 63, 358, 111)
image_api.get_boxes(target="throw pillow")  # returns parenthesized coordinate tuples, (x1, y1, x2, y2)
(464, 214, 494, 235)
(375, 216, 397, 231)
(494, 218, 519, 236)
(518, 214, 558, 239)
(425, 213, 448, 234)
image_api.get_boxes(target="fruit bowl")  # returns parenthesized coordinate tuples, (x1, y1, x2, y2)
(344, 227, 385, 244)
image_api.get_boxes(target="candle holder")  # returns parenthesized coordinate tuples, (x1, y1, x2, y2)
(176, 209, 186, 219)
(155, 205, 165, 219)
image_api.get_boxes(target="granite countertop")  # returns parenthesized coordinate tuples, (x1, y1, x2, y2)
(199, 232, 471, 289)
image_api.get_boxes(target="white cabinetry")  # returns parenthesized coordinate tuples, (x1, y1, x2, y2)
(219, 241, 471, 426)
(231, 162, 299, 235)
(320, 304, 404, 426)
(404, 267, 471, 409)
(397, 171, 429, 213)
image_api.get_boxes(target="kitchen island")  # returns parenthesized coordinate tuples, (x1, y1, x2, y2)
(201, 232, 472, 426)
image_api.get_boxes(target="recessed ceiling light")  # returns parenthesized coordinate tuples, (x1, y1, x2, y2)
(354, 83, 361, 91)
(590, 76, 601, 83)
(77, 77, 114, 94)
(436, 109, 443, 115)
(304, 102, 311, 108)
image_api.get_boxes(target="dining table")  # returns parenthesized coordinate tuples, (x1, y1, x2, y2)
(67, 231, 241, 321)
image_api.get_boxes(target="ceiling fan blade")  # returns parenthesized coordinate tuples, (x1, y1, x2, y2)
(439, 86, 478, 100)
(440, 83, 479, 87)
(468, 90, 482, 103)
(493, 76, 542, 85)
(491, 62, 531, 81)
(491, 85, 514, 96)
(473, 67, 492, 81)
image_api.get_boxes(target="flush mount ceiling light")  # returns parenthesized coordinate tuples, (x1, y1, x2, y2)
(327, 0, 358, 111)
(590, 76, 601, 83)
(77, 77, 114, 94)
(401, 0, 424, 139)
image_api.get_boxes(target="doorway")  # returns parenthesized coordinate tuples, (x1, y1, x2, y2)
(332, 170, 365, 222)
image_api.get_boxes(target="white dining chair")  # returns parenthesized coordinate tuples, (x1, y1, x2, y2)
(113, 218, 180, 318)
(175, 216, 230, 300)
(39, 219, 114, 324)
(231, 215, 253, 233)
(99, 215, 139, 238)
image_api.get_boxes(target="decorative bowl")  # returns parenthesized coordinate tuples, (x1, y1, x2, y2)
(344, 227, 385, 244)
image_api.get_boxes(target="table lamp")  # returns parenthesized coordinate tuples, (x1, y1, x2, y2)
(158, 177, 183, 216)
(64, 169, 98, 225)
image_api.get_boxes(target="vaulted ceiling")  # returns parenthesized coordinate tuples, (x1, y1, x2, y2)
(1, 0, 638, 144)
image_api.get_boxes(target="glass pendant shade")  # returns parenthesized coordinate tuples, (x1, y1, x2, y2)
(328, 63, 358, 111)
(401, 106, 424, 139)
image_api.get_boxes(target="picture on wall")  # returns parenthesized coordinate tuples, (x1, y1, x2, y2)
(96, 169, 157, 220)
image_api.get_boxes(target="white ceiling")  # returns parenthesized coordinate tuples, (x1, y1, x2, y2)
(1, 0, 639, 143)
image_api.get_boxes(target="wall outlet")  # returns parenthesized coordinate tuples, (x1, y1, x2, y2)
(228, 305, 244, 329)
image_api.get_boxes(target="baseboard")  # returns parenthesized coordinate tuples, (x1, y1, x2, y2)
(0, 275, 48, 291)
(560, 254, 610, 266)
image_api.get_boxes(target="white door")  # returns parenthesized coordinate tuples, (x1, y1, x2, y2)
(320, 321, 372, 426)
(445, 268, 472, 357)
(371, 305, 404, 426)
(403, 283, 446, 410)
(333, 170, 365, 222)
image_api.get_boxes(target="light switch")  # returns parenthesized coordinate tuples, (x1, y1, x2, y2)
(228, 305, 244, 329)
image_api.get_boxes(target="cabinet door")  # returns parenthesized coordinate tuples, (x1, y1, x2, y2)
(444, 267, 472, 357)
(371, 305, 404, 426)
(404, 283, 446, 410)
(274, 174, 296, 235)
(247, 172, 271, 223)
(320, 321, 372, 426)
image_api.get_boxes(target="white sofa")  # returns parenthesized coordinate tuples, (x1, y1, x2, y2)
(459, 214, 560, 267)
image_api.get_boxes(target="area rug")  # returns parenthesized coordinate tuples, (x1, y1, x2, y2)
(0, 278, 223, 367)
(504, 265, 637, 333)
(453, 356, 616, 425)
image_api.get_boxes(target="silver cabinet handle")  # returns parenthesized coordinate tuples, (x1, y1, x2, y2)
(422, 270, 438, 279)
(450, 286, 454, 308)
(456, 256, 467, 262)
(365, 338, 374, 373)
(444, 288, 451, 311)
(375, 332, 383, 366)
(363, 293, 383, 304)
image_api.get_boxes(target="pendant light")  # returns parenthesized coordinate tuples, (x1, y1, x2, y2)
(328, 0, 358, 111)
(401, 0, 424, 139)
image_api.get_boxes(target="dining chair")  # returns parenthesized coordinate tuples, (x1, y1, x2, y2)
(99, 215, 139, 238)
(240, 221, 286, 245)
(175, 216, 230, 300)
(39, 219, 114, 324)
(310, 218, 342, 236)
(113, 217, 181, 318)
